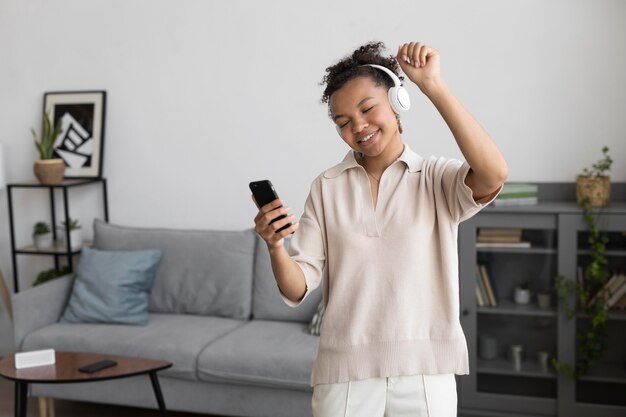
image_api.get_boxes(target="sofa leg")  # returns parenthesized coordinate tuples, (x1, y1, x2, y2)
(38, 397, 55, 417)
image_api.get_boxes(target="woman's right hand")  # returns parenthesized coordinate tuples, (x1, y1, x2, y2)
(253, 198, 299, 251)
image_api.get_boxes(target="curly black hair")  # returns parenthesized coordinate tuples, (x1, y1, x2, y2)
(320, 41, 403, 105)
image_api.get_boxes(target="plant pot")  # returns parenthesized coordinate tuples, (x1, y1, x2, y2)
(58, 227, 83, 250)
(514, 287, 531, 304)
(33, 232, 53, 249)
(576, 175, 610, 207)
(33, 159, 65, 185)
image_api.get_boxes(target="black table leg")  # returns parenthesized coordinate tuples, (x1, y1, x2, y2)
(14, 381, 27, 417)
(149, 372, 168, 417)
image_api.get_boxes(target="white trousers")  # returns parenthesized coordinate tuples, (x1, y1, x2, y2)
(312, 374, 457, 417)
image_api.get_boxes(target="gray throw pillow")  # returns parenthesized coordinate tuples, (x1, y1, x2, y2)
(305, 300, 325, 336)
(61, 247, 162, 325)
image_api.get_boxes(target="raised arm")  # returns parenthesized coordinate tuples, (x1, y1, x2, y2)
(397, 42, 508, 201)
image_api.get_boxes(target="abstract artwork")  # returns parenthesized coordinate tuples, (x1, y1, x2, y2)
(43, 91, 106, 178)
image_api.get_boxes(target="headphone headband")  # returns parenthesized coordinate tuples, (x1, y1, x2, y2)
(362, 64, 402, 88)
(361, 64, 411, 113)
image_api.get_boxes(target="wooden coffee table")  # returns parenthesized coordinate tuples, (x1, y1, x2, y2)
(0, 351, 172, 417)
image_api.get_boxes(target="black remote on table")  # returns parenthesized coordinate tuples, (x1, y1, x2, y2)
(78, 359, 118, 373)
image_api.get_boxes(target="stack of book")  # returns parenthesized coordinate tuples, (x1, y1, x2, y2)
(494, 183, 538, 206)
(476, 228, 531, 248)
(475, 263, 498, 307)
(587, 273, 626, 310)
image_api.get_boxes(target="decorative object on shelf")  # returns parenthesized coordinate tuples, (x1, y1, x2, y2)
(43, 91, 106, 179)
(576, 146, 613, 207)
(537, 291, 552, 309)
(537, 351, 550, 373)
(32, 111, 64, 185)
(509, 344, 523, 371)
(478, 335, 498, 360)
(33, 266, 71, 287)
(33, 221, 53, 249)
(58, 218, 83, 250)
(554, 200, 611, 378)
(513, 283, 531, 305)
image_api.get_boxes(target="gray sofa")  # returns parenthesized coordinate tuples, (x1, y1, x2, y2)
(12, 219, 322, 417)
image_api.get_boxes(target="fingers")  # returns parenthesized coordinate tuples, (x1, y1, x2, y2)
(253, 197, 283, 222)
(253, 201, 298, 242)
(397, 42, 436, 68)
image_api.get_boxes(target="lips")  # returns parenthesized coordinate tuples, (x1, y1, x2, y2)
(357, 130, 379, 144)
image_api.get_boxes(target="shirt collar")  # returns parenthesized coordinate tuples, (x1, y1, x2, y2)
(323, 144, 424, 179)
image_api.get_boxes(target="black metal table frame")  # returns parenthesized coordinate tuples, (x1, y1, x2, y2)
(11, 369, 169, 417)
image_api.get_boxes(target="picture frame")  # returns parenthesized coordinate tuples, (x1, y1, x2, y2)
(43, 91, 106, 179)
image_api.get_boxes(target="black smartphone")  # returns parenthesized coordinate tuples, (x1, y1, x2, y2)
(78, 359, 118, 373)
(249, 180, 292, 233)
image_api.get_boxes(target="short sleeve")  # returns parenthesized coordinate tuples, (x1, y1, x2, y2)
(439, 159, 501, 223)
(279, 179, 326, 307)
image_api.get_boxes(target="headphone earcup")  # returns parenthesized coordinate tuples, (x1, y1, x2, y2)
(388, 86, 411, 113)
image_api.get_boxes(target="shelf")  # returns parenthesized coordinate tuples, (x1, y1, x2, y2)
(478, 300, 557, 317)
(578, 249, 626, 257)
(477, 357, 557, 379)
(7, 179, 108, 292)
(576, 310, 626, 321)
(476, 246, 557, 255)
(16, 240, 92, 256)
(577, 362, 626, 384)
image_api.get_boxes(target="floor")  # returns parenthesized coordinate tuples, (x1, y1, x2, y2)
(0, 377, 217, 417)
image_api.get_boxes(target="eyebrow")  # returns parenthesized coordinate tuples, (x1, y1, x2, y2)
(332, 97, 375, 121)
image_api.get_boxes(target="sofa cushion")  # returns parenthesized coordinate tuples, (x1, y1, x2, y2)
(93, 219, 256, 319)
(22, 313, 246, 381)
(61, 247, 162, 325)
(197, 320, 319, 391)
(252, 236, 322, 322)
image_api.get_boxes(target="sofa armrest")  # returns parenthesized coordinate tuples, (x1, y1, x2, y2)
(12, 274, 75, 351)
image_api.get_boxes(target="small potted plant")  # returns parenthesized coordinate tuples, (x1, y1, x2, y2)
(33, 221, 53, 249)
(32, 111, 65, 185)
(58, 218, 83, 250)
(576, 146, 613, 207)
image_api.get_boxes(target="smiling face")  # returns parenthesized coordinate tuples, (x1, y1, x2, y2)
(330, 75, 403, 160)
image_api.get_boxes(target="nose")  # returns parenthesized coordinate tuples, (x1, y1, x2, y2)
(352, 116, 369, 134)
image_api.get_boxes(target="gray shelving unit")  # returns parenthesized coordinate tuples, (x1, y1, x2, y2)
(458, 201, 626, 417)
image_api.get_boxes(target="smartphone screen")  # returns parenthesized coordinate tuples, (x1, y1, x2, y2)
(249, 180, 292, 233)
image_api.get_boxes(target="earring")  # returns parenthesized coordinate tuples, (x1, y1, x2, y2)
(396, 115, 404, 134)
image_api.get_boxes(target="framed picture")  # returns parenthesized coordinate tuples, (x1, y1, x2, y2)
(43, 91, 106, 179)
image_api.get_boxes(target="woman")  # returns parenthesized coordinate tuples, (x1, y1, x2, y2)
(253, 41, 508, 417)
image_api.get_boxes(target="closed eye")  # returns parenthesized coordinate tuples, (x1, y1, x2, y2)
(363, 106, 374, 113)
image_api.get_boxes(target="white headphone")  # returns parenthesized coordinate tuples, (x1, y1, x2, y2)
(364, 64, 411, 114)
(335, 64, 411, 137)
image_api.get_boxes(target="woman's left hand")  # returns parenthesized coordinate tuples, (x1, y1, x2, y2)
(396, 42, 442, 93)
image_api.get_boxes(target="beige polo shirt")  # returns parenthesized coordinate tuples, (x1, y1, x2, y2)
(283, 144, 497, 386)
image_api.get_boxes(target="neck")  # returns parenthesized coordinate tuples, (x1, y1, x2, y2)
(359, 140, 405, 177)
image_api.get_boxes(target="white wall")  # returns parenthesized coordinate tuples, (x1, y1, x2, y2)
(0, 0, 625, 350)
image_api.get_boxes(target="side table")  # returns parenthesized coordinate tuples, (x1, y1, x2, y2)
(0, 351, 172, 417)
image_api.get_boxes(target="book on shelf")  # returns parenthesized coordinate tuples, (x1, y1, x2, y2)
(476, 228, 530, 247)
(585, 273, 626, 308)
(476, 241, 532, 248)
(614, 293, 626, 310)
(494, 183, 538, 206)
(493, 196, 538, 207)
(477, 264, 498, 307)
(607, 275, 626, 308)
(475, 282, 486, 307)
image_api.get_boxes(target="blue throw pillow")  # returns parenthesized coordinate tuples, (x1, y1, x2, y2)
(61, 247, 162, 325)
